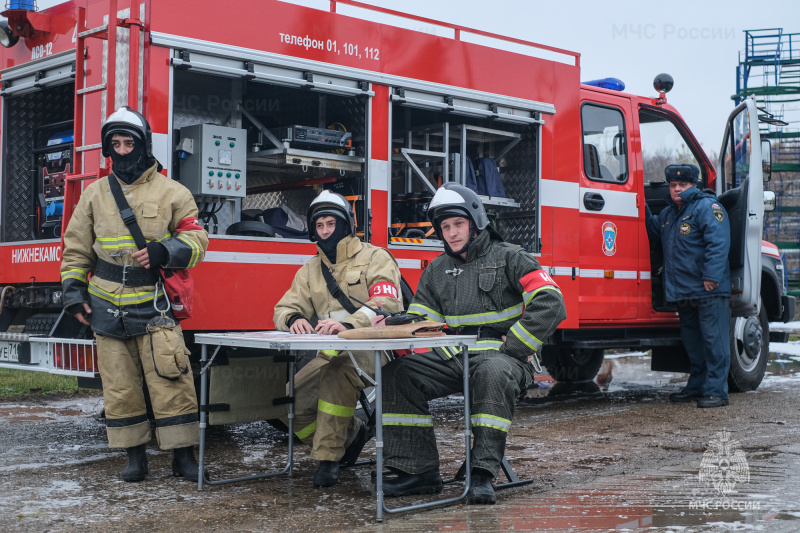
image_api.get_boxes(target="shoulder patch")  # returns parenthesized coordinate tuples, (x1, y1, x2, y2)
(711, 203, 722, 210)
(713, 209, 725, 222)
(520, 269, 560, 292)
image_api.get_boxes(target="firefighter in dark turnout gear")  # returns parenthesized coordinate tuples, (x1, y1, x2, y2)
(645, 164, 731, 408)
(61, 107, 209, 482)
(381, 183, 566, 504)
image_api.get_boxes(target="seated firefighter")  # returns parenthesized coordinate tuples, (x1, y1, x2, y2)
(273, 190, 403, 487)
(381, 183, 567, 504)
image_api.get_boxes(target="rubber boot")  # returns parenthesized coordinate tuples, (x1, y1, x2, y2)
(120, 444, 148, 482)
(466, 468, 496, 504)
(172, 446, 208, 482)
(313, 460, 340, 487)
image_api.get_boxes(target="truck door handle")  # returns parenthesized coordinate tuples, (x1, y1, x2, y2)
(583, 192, 605, 211)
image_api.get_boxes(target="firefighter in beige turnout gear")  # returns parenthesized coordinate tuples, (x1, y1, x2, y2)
(61, 107, 209, 482)
(381, 183, 567, 504)
(274, 190, 403, 487)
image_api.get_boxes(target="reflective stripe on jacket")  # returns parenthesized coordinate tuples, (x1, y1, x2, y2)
(61, 164, 208, 339)
(408, 230, 566, 362)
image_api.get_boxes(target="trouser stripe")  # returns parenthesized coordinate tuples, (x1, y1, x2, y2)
(154, 412, 199, 427)
(295, 420, 317, 440)
(318, 399, 355, 418)
(471, 414, 511, 432)
(383, 413, 433, 426)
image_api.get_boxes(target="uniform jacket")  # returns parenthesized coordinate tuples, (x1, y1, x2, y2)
(61, 163, 208, 339)
(408, 230, 567, 362)
(646, 186, 731, 301)
(273, 234, 403, 329)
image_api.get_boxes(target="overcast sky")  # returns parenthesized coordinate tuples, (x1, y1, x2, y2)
(33, 0, 800, 159)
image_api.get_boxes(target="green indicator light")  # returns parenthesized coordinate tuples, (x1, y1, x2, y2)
(215, 140, 220, 146)
(230, 142, 235, 148)
(226, 172, 231, 178)
(235, 173, 240, 179)
(217, 171, 223, 177)
(208, 171, 214, 176)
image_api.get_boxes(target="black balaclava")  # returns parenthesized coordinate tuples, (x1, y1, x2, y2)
(314, 216, 348, 263)
(110, 136, 153, 184)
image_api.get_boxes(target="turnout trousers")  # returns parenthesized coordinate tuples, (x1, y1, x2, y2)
(96, 332, 200, 450)
(383, 350, 534, 476)
(281, 350, 385, 462)
(677, 296, 731, 399)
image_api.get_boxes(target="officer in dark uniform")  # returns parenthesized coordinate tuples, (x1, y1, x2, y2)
(645, 164, 731, 408)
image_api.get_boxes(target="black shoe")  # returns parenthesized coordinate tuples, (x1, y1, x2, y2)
(339, 422, 375, 467)
(669, 390, 703, 403)
(172, 446, 209, 482)
(383, 469, 443, 497)
(466, 468, 496, 505)
(697, 396, 729, 408)
(313, 460, 340, 487)
(120, 444, 148, 482)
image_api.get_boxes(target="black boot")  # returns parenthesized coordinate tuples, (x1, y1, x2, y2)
(339, 422, 375, 467)
(172, 446, 208, 482)
(383, 469, 443, 497)
(313, 460, 340, 487)
(120, 444, 148, 482)
(466, 468, 496, 504)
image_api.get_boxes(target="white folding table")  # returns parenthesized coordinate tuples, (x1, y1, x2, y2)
(193, 331, 477, 519)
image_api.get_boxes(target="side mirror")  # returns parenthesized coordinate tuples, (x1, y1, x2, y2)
(761, 139, 771, 182)
(764, 190, 776, 212)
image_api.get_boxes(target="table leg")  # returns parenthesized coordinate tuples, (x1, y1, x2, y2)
(462, 344, 471, 495)
(375, 348, 384, 521)
(288, 355, 295, 477)
(198, 343, 209, 490)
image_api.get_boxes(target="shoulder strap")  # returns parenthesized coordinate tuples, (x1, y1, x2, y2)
(107, 174, 147, 251)
(320, 261, 359, 314)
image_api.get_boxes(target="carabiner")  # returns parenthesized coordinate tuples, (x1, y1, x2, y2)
(153, 280, 172, 313)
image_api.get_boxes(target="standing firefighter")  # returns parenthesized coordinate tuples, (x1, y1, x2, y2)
(60, 106, 209, 482)
(381, 183, 566, 504)
(274, 190, 403, 487)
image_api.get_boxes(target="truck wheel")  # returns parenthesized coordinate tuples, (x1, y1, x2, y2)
(728, 306, 770, 392)
(544, 348, 604, 382)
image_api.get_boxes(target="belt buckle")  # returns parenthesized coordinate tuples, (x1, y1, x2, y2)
(122, 264, 132, 287)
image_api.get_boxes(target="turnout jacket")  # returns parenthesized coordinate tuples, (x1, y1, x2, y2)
(409, 230, 566, 361)
(61, 163, 208, 339)
(645, 186, 731, 301)
(273, 234, 403, 329)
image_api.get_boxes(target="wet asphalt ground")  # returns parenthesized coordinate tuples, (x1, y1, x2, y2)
(2, 340, 800, 532)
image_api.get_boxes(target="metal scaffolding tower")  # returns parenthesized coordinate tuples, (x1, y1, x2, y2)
(736, 29, 800, 285)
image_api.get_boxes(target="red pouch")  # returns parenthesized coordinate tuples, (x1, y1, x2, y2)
(160, 268, 193, 320)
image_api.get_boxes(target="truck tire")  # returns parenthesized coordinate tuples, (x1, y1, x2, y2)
(544, 348, 604, 383)
(728, 306, 769, 392)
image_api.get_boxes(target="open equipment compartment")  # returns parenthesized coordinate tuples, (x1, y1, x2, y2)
(389, 88, 541, 252)
(172, 68, 369, 240)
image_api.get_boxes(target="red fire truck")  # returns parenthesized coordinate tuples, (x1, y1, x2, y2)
(0, 0, 792, 393)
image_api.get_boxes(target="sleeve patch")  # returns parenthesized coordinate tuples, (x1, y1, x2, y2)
(176, 216, 203, 233)
(369, 281, 399, 300)
(520, 269, 560, 292)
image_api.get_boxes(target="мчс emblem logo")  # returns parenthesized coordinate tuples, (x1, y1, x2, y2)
(679, 222, 691, 235)
(699, 430, 750, 496)
(602, 221, 617, 256)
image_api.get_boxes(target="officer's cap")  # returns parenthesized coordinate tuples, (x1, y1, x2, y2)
(665, 164, 700, 184)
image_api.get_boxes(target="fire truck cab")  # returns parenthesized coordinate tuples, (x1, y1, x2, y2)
(0, 0, 793, 394)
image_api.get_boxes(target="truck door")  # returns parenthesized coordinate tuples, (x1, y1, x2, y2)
(717, 98, 764, 317)
(578, 97, 638, 320)
(638, 106, 712, 315)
